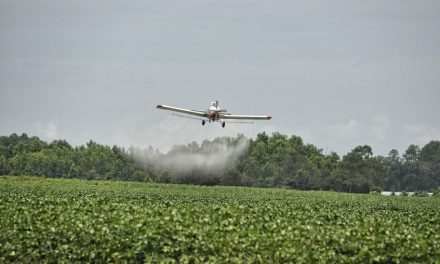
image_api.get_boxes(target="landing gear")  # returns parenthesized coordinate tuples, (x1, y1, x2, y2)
(222, 121, 225, 128)
(202, 120, 206, 126)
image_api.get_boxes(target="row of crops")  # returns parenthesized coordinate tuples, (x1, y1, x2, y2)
(1, 176, 440, 262)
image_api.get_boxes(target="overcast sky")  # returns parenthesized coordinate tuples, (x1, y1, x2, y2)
(1, 0, 439, 156)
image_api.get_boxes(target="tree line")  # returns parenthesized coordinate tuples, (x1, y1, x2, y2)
(1, 133, 439, 193)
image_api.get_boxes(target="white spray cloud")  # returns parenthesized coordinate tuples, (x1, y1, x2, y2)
(112, 115, 255, 175)
(162, 136, 249, 174)
(130, 135, 250, 176)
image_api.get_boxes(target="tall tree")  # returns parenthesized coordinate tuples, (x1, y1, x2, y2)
(385, 149, 403, 191)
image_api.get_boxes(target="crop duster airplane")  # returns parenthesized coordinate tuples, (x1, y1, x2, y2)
(156, 101, 271, 128)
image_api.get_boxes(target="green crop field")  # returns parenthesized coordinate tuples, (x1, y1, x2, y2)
(1, 176, 439, 263)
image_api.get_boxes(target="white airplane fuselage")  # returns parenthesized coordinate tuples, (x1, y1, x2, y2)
(207, 109, 218, 120)
(206, 101, 223, 121)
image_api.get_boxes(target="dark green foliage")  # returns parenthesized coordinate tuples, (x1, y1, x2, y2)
(383, 142, 440, 192)
(1, 177, 440, 262)
(0, 133, 439, 192)
(0, 134, 151, 182)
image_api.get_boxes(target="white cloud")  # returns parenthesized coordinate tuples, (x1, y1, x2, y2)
(325, 118, 361, 140)
(369, 114, 390, 140)
(296, 118, 364, 154)
(293, 114, 393, 155)
(34, 121, 70, 142)
(403, 123, 440, 146)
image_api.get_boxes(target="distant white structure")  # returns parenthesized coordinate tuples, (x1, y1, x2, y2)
(381, 191, 433, 197)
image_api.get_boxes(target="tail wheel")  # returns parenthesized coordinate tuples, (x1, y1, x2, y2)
(222, 121, 225, 128)
(202, 120, 206, 126)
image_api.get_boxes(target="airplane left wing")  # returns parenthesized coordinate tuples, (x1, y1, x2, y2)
(156, 104, 207, 118)
(220, 114, 272, 120)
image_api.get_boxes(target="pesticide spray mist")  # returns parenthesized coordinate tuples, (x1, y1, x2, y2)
(160, 136, 249, 174)
(126, 116, 253, 181)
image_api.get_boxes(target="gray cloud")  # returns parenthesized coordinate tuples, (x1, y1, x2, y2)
(1, 0, 440, 155)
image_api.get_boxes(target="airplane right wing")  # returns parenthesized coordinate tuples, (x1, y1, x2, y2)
(220, 114, 272, 120)
(156, 104, 207, 118)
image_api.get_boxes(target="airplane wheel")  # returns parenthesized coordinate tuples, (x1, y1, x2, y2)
(202, 120, 206, 126)
(222, 122, 225, 128)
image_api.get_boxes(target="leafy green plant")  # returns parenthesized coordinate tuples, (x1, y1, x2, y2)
(1, 176, 440, 262)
